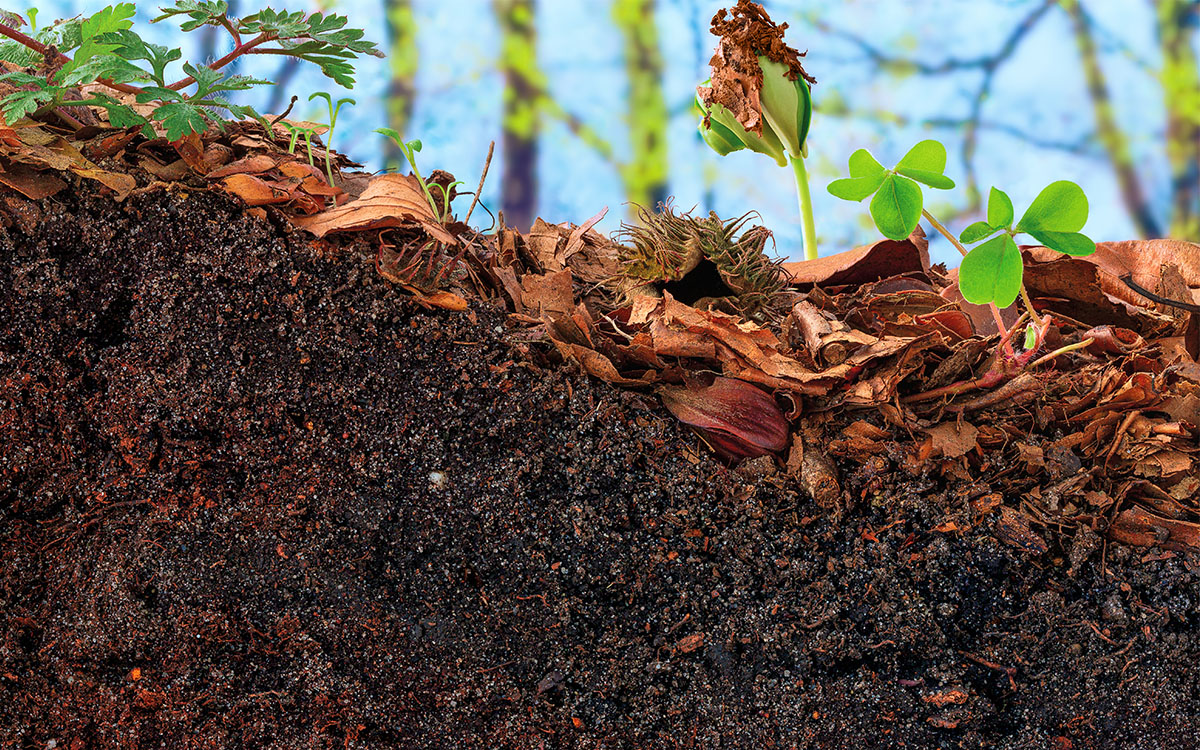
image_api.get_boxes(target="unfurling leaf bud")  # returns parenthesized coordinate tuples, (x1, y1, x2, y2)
(757, 56, 811, 160)
(696, 89, 787, 167)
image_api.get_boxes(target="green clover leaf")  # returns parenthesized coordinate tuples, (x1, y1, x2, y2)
(959, 234, 1023, 308)
(894, 140, 955, 189)
(1017, 180, 1088, 233)
(959, 221, 997, 245)
(1016, 180, 1095, 257)
(869, 174, 923, 241)
(987, 187, 1014, 229)
(828, 140, 955, 241)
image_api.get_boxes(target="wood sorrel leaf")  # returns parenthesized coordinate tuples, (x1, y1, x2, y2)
(827, 173, 885, 202)
(869, 174, 922, 241)
(848, 149, 886, 178)
(959, 234, 1023, 307)
(896, 140, 947, 174)
(987, 187, 1014, 228)
(1017, 180, 1088, 233)
(1022, 325, 1038, 351)
(1024, 229, 1096, 257)
(959, 221, 997, 245)
(894, 168, 954, 190)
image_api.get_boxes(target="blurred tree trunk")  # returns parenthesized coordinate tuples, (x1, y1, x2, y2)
(613, 0, 669, 209)
(495, 0, 541, 232)
(1062, 0, 1162, 238)
(384, 0, 419, 171)
(1156, 0, 1200, 238)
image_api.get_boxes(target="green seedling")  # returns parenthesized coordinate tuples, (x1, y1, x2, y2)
(0, 3, 381, 140)
(697, 59, 817, 260)
(695, 2, 818, 261)
(828, 140, 1095, 337)
(308, 92, 354, 187)
(282, 122, 317, 166)
(439, 180, 467, 221)
(829, 138, 1100, 402)
(826, 140, 955, 241)
(957, 183, 1096, 309)
(375, 128, 451, 222)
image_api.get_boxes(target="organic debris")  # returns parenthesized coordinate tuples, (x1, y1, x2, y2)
(484, 209, 1199, 554)
(616, 203, 788, 320)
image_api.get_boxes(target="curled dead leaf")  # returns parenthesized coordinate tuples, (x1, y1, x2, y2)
(783, 228, 930, 288)
(292, 173, 456, 244)
(659, 376, 788, 461)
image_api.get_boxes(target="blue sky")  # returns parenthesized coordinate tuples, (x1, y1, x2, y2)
(26, 1, 1175, 265)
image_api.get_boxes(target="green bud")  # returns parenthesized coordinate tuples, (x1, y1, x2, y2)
(757, 56, 811, 160)
(696, 89, 787, 168)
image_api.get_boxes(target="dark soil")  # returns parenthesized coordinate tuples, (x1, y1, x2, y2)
(2, 185, 1198, 749)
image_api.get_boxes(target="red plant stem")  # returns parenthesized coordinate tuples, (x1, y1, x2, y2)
(167, 32, 271, 90)
(0, 21, 55, 59)
(218, 17, 242, 47)
(0, 21, 142, 96)
(51, 106, 85, 130)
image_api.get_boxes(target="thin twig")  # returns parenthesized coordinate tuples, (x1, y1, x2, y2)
(464, 140, 495, 226)
(268, 96, 298, 127)
(1029, 338, 1093, 369)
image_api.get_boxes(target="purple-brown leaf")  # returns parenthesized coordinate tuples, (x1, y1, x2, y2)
(659, 376, 789, 461)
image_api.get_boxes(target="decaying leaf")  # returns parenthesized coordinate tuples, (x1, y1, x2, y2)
(292, 173, 456, 244)
(0, 161, 67, 199)
(659, 376, 789, 461)
(783, 228, 930, 287)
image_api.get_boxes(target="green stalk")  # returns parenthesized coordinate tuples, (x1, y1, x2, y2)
(921, 208, 1014, 353)
(789, 154, 818, 260)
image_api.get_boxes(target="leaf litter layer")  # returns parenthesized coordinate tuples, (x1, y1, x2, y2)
(1, 50, 1200, 746)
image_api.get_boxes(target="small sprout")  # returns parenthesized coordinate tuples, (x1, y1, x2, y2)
(957, 182, 1095, 308)
(1023, 324, 1039, 351)
(827, 140, 955, 241)
(308, 92, 354, 187)
(375, 128, 449, 222)
(281, 122, 317, 166)
(439, 180, 466, 221)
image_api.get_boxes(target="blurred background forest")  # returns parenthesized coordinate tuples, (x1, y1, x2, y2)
(25, 1, 1200, 264)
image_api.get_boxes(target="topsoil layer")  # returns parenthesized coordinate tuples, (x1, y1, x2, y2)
(1, 186, 1198, 749)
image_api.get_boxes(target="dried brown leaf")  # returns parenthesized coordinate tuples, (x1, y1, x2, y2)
(783, 229, 930, 288)
(292, 173, 455, 244)
(0, 162, 66, 199)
